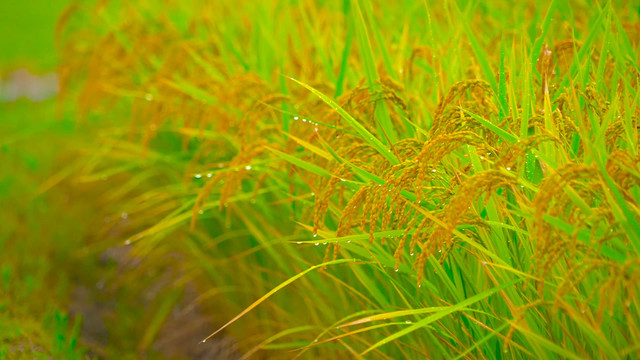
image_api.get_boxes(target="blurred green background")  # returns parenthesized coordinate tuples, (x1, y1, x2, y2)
(0, 1, 69, 69)
(1, 1, 89, 359)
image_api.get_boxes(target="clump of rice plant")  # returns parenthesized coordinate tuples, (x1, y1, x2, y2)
(58, 0, 640, 358)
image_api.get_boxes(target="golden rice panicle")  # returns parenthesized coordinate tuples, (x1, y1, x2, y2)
(407, 46, 438, 80)
(332, 238, 341, 260)
(360, 184, 375, 236)
(322, 242, 333, 264)
(190, 171, 224, 231)
(238, 93, 290, 142)
(606, 150, 640, 192)
(494, 133, 559, 171)
(415, 243, 430, 287)
(190, 137, 276, 230)
(394, 217, 417, 271)
(381, 187, 404, 239)
(554, 39, 581, 74)
(313, 163, 352, 235)
(357, 181, 388, 245)
(339, 143, 378, 163)
(605, 121, 628, 149)
(413, 131, 484, 202)
(553, 109, 579, 145)
(336, 187, 368, 237)
(411, 210, 435, 250)
(555, 257, 600, 300)
(219, 141, 269, 207)
(395, 195, 415, 230)
(190, 143, 270, 230)
(583, 85, 610, 117)
(531, 163, 603, 289)
(537, 240, 575, 292)
(429, 170, 514, 256)
(431, 80, 493, 136)
(593, 260, 640, 326)
(393, 139, 423, 162)
(505, 300, 549, 351)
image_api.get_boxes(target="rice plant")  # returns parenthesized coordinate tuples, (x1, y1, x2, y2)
(54, 0, 640, 358)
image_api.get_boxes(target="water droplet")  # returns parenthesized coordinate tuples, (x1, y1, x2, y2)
(294, 116, 299, 120)
(481, 261, 487, 265)
(395, 269, 399, 272)
(145, 93, 153, 101)
(340, 178, 346, 182)
(323, 242, 327, 245)
(124, 240, 131, 245)
(198, 210, 204, 214)
(296, 242, 302, 244)
(201, 339, 207, 344)
(245, 165, 252, 170)
(405, 321, 412, 324)
(506, 167, 511, 171)
(313, 234, 318, 238)
(207, 173, 213, 178)
(347, 241, 351, 243)
(121, 212, 128, 219)
(195, 174, 202, 179)
(302, 118, 307, 122)
(315, 243, 319, 246)
(432, 169, 437, 173)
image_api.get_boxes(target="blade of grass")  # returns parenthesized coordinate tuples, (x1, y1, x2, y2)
(266, 147, 333, 178)
(361, 279, 521, 355)
(288, 77, 399, 164)
(351, 0, 398, 143)
(200, 258, 361, 343)
(462, 109, 519, 143)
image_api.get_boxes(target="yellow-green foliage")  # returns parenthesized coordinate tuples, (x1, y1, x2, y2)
(57, 0, 640, 358)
